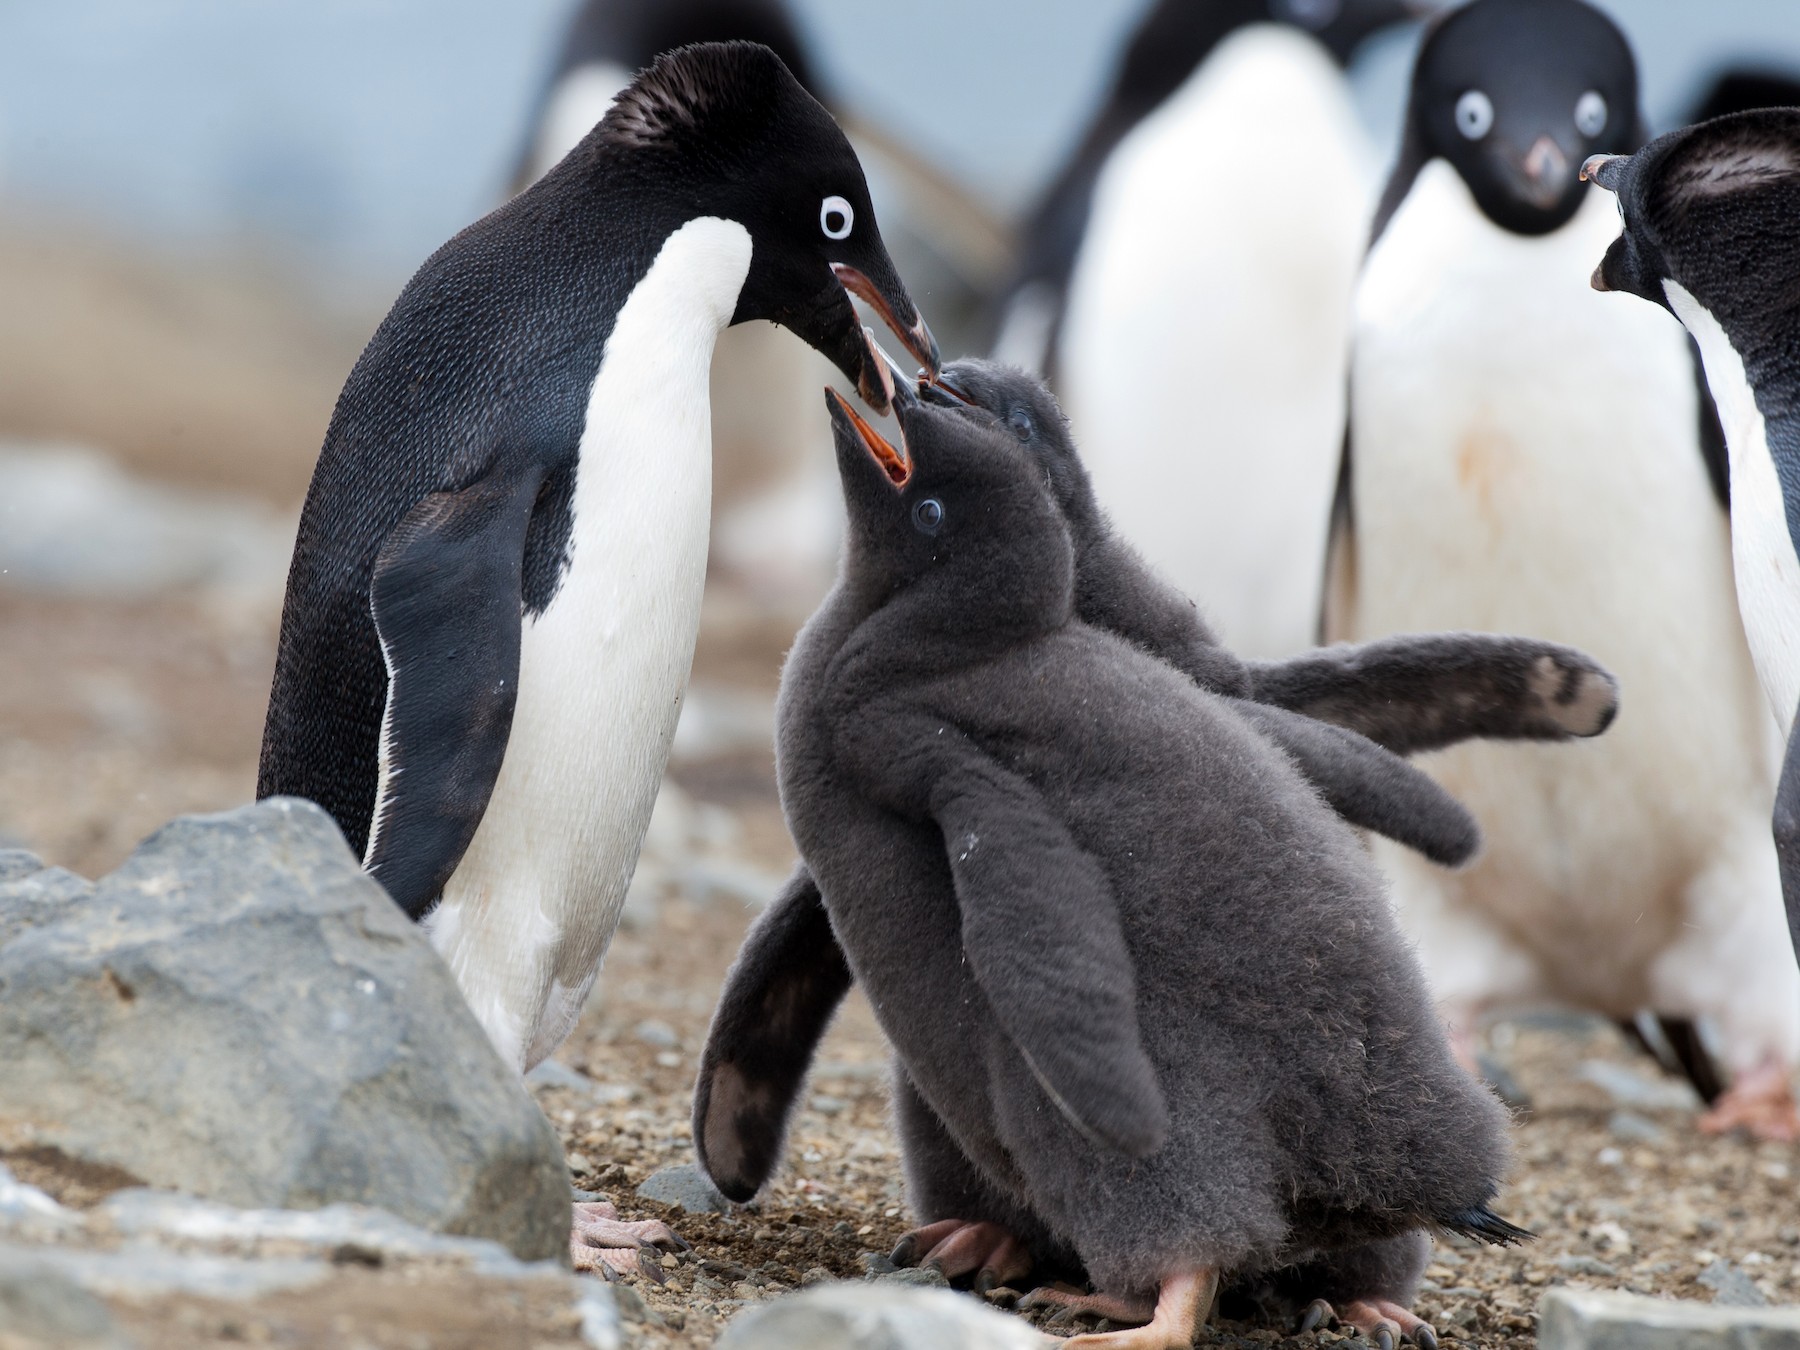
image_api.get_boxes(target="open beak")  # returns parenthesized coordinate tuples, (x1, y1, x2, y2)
(832, 262, 940, 396)
(826, 387, 910, 488)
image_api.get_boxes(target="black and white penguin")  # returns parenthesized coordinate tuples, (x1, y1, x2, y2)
(1332, 0, 1800, 1138)
(258, 43, 935, 1087)
(512, 0, 848, 602)
(993, 0, 1424, 658)
(1585, 111, 1800, 1134)
(753, 371, 1522, 1348)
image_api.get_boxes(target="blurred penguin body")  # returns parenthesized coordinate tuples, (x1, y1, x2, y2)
(1057, 23, 1369, 657)
(1336, 0, 1799, 1127)
(519, 0, 841, 603)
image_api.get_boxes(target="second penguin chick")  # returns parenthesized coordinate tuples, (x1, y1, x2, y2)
(772, 375, 1525, 1348)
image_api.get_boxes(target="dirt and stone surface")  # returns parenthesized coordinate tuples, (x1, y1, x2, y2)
(2, 215, 1798, 1347)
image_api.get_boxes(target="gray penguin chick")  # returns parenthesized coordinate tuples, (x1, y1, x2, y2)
(749, 373, 1526, 1347)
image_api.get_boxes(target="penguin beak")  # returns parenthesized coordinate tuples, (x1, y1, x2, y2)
(825, 387, 910, 488)
(1580, 153, 1626, 190)
(1509, 135, 1575, 210)
(831, 262, 941, 393)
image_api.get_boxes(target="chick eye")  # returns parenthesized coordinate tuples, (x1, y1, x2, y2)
(912, 497, 944, 536)
(1575, 90, 1609, 138)
(1455, 90, 1495, 141)
(1007, 407, 1034, 442)
(820, 195, 854, 241)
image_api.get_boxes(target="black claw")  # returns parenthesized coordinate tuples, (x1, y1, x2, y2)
(1299, 1300, 1332, 1334)
(1413, 1326, 1438, 1350)
(890, 1235, 920, 1268)
(973, 1267, 998, 1296)
(1375, 1327, 1396, 1350)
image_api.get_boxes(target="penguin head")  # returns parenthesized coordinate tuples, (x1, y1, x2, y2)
(923, 359, 1102, 536)
(1268, 0, 1432, 66)
(601, 42, 936, 409)
(1585, 110, 1800, 328)
(1407, 0, 1638, 235)
(822, 347, 1074, 635)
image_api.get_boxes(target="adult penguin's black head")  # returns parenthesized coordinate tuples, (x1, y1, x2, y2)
(822, 344, 1073, 633)
(599, 42, 936, 410)
(1403, 0, 1639, 235)
(1584, 109, 1800, 328)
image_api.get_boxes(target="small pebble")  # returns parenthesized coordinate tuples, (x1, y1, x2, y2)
(857, 1223, 873, 1236)
(633, 1019, 679, 1049)
(800, 1267, 833, 1287)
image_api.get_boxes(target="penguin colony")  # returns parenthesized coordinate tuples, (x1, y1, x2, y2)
(248, 0, 1800, 1341)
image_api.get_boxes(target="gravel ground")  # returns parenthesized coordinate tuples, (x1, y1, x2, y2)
(3, 577, 1798, 1348)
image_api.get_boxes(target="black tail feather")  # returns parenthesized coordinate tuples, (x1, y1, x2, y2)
(1441, 1206, 1534, 1247)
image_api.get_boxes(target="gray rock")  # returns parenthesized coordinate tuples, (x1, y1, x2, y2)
(1539, 1287, 1800, 1349)
(0, 1238, 329, 1302)
(877, 1265, 951, 1290)
(0, 1248, 123, 1348)
(717, 1282, 1045, 1350)
(632, 1018, 680, 1049)
(0, 1162, 77, 1231)
(0, 798, 569, 1260)
(1698, 1258, 1769, 1308)
(635, 1163, 730, 1215)
(574, 1281, 624, 1350)
(1554, 1254, 1619, 1279)
(1609, 1110, 1668, 1145)
(0, 850, 43, 883)
(1576, 1060, 1701, 1113)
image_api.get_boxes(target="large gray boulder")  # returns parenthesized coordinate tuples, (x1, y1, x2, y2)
(0, 798, 568, 1261)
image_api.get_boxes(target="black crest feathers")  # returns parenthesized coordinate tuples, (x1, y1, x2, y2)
(601, 40, 800, 152)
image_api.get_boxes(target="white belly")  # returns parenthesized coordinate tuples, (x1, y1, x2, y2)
(1057, 25, 1372, 658)
(425, 218, 753, 1071)
(1350, 166, 1791, 1042)
(1666, 280, 1800, 736)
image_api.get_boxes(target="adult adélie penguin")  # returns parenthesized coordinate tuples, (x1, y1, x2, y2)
(1331, 0, 1800, 1139)
(995, 0, 1428, 659)
(1586, 112, 1800, 1138)
(257, 41, 937, 1265)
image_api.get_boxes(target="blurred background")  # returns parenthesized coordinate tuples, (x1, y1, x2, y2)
(0, 0, 1794, 879)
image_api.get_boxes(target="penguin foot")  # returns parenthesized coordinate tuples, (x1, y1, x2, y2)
(1298, 1297, 1437, 1349)
(891, 1218, 1033, 1293)
(1017, 1284, 1156, 1325)
(1698, 1059, 1800, 1142)
(1044, 1267, 1219, 1349)
(569, 1200, 688, 1282)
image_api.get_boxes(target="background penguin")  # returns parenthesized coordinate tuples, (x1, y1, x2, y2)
(695, 358, 1617, 1220)
(256, 42, 936, 1267)
(1331, 0, 1800, 1139)
(756, 372, 1523, 1348)
(993, 0, 1425, 658)
(1586, 112, 1800, 1132)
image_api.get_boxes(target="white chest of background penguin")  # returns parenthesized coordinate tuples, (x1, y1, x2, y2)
(256, 42, 935, 1075)
(993, 0, 1423, 660)
(1332, 0, 1800, 1139)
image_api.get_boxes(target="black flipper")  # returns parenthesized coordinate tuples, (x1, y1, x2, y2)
(692, 867, 853, 1202)
(363, 462, 545, 919)
(1775, 711, 1800, 968)
(1226, 698, 1479, 867)
(848, 717, 1168, 1158)
(1247, 634, 1619, 758)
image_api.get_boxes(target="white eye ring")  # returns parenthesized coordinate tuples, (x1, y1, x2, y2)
(1575, 90, 1609, 138)
(1455, 90, 1495, 141)
(820, 195, 854, 241)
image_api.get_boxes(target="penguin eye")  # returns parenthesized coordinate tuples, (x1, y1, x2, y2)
(1007, 407, 1034, 442)
(1455, 90, 1495, 141)
(820, 195, 854, 241)
(1575, 90, 1609, 139)
(912, 497, 944, 536)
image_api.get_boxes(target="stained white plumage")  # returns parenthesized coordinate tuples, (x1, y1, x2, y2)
(1346, 163, 1799, 1081)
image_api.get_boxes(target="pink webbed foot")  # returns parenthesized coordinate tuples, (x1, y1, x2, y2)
(891, 1218, 1034, 1294)
(1698, 1059, 1800, 1143)
(1017, 1283, 1157, 1326)
(1300, 1296, 1438, 1350)
(570, 1198, 688, 1281)
(1020, 1268, 1218, 1349)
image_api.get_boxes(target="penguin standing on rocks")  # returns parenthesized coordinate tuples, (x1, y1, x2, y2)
(1586, 112, 1800, 1133)
(1333, 0, 1800, 1138)
(256, 43, 937, 1265)
(995, 0, 1426, 657)
(747, 366, 1525, 1348)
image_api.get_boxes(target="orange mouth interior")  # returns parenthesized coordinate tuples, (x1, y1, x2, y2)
(827, 388, 909, 486)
